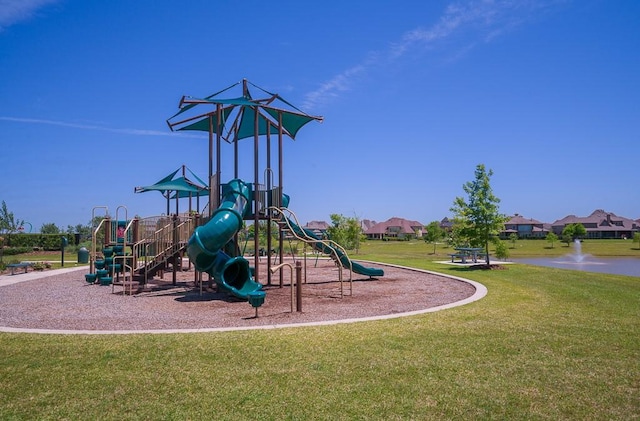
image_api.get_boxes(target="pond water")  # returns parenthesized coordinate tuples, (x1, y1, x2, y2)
(513, 257, 640, 277)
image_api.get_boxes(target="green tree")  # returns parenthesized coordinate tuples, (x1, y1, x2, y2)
(546, 232, 558, 248)
(67, 223, 93, 243)
(633, 232, 640, 250)
(0, 200, 24, 234)
(493, 239, 510, 261)
(246, 221, 278, 250)
(561, 223, 586, 245)
(449, 221, 469, 248)
(509, 233, 518, 249)
(424, 221, 445, 254)
(450, 164, 507, 265)
(40, 223, 61, 234)
(327, 214, 363, 252)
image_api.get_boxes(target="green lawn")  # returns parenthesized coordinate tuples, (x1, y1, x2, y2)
(355, 238, 640, 261)
(498, 238, 640, 258)
(0, 242, 638, 420)
(1, 250, 87, 271)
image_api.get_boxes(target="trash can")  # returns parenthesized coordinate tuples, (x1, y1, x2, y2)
(78, 247, 89, 264)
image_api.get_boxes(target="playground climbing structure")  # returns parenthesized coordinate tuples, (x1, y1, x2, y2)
(86, 205, 196, 294)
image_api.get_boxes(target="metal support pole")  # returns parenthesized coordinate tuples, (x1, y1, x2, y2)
(172, 215, 178, 286)
(295, 260, 302, 312)
(61, 238, 66, 267)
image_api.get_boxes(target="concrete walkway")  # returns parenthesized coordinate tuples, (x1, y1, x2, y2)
(0, 266, 88, 287)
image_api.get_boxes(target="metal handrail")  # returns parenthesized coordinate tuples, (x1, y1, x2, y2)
(89, 206, 109, 273)
(269, 206, 353, 297)
(89, 208, 196, 294)
(130, 215, 195, 274)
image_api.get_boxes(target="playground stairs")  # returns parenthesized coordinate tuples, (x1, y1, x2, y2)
(88, 214, 196, 295)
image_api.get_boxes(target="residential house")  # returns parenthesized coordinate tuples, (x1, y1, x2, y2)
(501, 214, 549, 239)
(365, 217, 424, 240)
(551, 209, 639, 239)
(303, 220, 330, 238)
(439, 217, 453, 232)
(361, 219, 377, 233)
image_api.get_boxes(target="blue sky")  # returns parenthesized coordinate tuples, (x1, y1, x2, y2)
(1, 0, 638, 232)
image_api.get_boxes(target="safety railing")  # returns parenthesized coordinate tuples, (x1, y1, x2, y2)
(130, 214, 196, 280)
(270, 206, 353, 297)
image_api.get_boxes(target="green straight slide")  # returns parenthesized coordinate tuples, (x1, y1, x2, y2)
(187, 179, 262, 300)
(285, 216, 384, 278)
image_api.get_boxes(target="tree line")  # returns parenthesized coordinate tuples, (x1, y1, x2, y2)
(1, 200, 93, 237)
(5, 164, 637, 260)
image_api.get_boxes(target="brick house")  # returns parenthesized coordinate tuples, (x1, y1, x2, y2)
(501, 214, 549, 239)
(551, 209, 639, 239)
(303, 220, 330, 237)
(364, 217, 424, 240)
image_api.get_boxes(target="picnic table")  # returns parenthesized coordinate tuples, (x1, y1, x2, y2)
(6, 261, 34, 275)
(450, 247, 485, 264)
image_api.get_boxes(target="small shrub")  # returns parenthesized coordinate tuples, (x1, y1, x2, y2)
(494, 240, 510, 260)
(32, 262, 51, 271)
(3, 247, 31, 256)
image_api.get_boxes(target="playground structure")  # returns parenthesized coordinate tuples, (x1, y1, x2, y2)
(85, 205, 196, 294)
(84, 79, 384, 303)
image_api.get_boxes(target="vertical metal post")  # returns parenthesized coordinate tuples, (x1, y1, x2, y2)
(295, 260, 302, 312)
(104, 218, 112, 246)
(278, 111, 284, 288)
(266, 129, 272, 286)
(208, 115, 214, 217)
(245, 79, 260, 284)
(172, 215, 178, 286)
(216, 103, 221, 203)
(253, 131, 260, 281)
(61, 237, 66, 267)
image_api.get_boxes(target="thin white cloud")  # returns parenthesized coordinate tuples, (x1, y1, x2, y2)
(303, 0, 565, 110)
(0, 0, 59, 31)
(300, 64, 367, 110)
(0, 116, 200, 138)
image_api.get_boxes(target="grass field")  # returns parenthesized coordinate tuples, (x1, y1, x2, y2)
(0, 251, 84, 272)
(0, 241, 638, 419)
(355, 238, 640, 260)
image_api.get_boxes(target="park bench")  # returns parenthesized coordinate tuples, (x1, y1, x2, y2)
(448, 253, 468, 263)
(7, 262, 34, 275)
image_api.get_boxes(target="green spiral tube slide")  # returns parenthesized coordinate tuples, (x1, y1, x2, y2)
(187, 179, 262, 300)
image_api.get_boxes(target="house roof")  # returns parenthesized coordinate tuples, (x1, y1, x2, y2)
(551, 209, 637, 231)
(506, 214, 544, 226)
(303, 220, 329, 230)
(365, 217, 424, 235)
(440, 217, 453, 228)
(361, 219, 377, 231)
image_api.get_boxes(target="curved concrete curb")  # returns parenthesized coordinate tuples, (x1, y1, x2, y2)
(0, 262, 487, 335)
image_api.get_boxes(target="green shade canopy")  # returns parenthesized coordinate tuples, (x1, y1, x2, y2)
(135, 177, 203, 195)
(166, 80, 323, 142)
(134, 165, 208, 214)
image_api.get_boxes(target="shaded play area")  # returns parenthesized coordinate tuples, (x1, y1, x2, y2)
(83, 79, 386, 305)
(53, 79, 482, 329)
